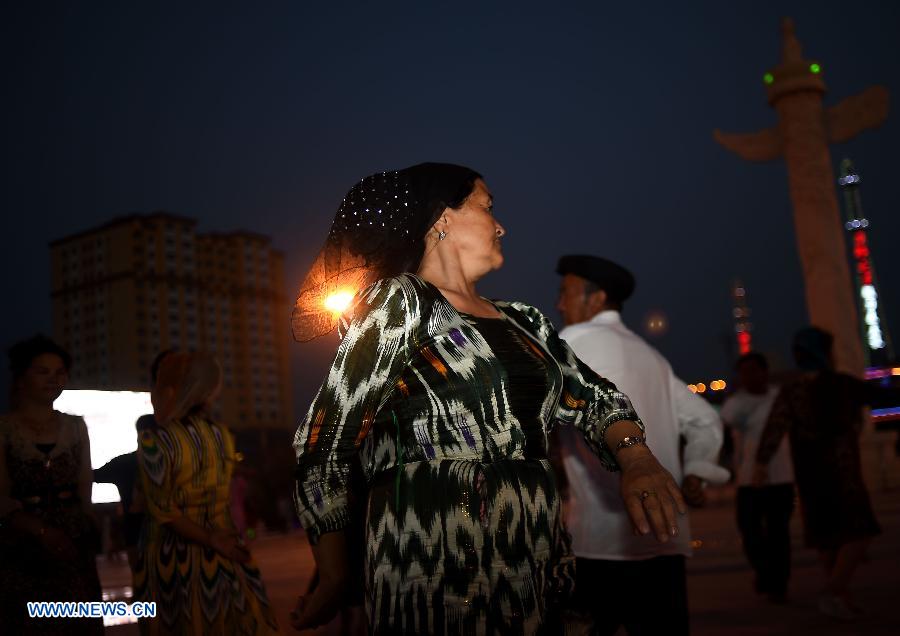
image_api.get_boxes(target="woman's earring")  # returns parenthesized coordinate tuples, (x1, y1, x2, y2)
(438, 230, 447, 241)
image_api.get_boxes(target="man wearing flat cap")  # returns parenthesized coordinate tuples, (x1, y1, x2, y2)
(554, 254, 729, 635)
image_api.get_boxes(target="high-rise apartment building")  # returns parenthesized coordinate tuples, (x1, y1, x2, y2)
(50, 212, 292, 432)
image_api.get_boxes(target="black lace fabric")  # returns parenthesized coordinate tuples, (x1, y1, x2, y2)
(291, 163, 480, 342)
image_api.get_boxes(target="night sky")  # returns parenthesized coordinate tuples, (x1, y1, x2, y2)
(4, 1, 900, 416)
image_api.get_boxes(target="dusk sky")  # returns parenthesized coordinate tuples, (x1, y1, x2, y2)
(4, 1, 899, 415)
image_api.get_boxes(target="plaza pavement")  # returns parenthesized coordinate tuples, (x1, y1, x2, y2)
(104, 445, 900, 635)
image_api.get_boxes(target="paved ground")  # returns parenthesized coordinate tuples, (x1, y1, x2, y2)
(687, 483, 900, 635)
(104, 438, 900, 634)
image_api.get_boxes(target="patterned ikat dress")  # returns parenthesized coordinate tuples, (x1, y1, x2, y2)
(293, 273, 643, 634)
(135, 415, 279, 635)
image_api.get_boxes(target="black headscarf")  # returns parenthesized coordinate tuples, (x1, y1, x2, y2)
(292, 163, 481, 342)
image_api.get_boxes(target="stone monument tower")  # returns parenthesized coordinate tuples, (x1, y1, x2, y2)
(714, 18, 889, 375)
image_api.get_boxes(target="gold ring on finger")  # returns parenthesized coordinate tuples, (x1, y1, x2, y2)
(639, 490, 656, 501)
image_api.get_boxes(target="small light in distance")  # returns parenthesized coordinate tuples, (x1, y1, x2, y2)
(695, 383, 707, 393)
(644, 311, 669, 337)
(892, 367, 900, 376)
(687, 384, 697, 393)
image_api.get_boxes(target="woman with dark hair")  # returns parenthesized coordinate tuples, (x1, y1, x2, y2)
(755, 327, 898, 620)
(0, 334, 103, 634)
(290, 163, 685, 633)
(134, 351, 278, 635)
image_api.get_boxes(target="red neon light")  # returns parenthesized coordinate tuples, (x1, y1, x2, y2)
(853, 230, 873, 285)
(737, 331, 751, 355)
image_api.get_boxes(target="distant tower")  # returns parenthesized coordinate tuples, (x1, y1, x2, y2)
(732, 281, 753, 355)
(839, 159, 894, 366)
(714, 18, 889, 377)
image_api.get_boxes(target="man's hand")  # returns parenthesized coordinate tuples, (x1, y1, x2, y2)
(681, 474, 706, 507)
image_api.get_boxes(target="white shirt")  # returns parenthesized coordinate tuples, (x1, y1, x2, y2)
(720, 386, 793, 487)
(558, 310, 729, 560)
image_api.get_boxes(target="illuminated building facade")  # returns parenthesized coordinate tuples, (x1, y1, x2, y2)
(839, 160, 894, 368)
(49, 212, 293, 432)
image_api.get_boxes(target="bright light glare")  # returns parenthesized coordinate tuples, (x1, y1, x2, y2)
(55, 389, 152, 503)
(860, 285, 886, 350)
(324, 290, 355, 313)
(695, 383, 707, 393)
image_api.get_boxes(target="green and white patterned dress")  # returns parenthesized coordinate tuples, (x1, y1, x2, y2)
(293, 273, 642, 634)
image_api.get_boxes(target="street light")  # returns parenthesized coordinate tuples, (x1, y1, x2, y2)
(323, 290, 354, 314)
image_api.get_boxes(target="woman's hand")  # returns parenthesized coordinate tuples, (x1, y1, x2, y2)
(618, 447, 687, 543)
(208, 529, 251, 563)
(39, 525, 79, 561)
(290, 576, 346, 631)
(290, 531, 349, 631)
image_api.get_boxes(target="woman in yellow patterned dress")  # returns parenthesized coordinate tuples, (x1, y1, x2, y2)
(135, 352, 278, 635)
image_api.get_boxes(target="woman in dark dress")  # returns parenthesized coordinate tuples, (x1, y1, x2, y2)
(0, 335, 103, 635)
(289, 164, 686, 634)
(755, 327, 896, 620)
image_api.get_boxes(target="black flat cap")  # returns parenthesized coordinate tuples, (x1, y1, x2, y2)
(556, 255, 636, 302)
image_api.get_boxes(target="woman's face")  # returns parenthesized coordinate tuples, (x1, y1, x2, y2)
(442, 179, 506, 276)
(17, 353, 68, 405)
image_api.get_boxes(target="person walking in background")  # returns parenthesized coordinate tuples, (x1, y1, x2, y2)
(554, 255, 730, 636)
(135, 351, 278, 635)
(0, 335, 103, 634)
(721, 352, 794, 603)
(755, 327, 900, 620)
(93, 413, 155, 568)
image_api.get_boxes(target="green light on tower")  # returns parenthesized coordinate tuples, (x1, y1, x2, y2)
(810, 63, 821, 74)
(763, 72, 774, 85)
